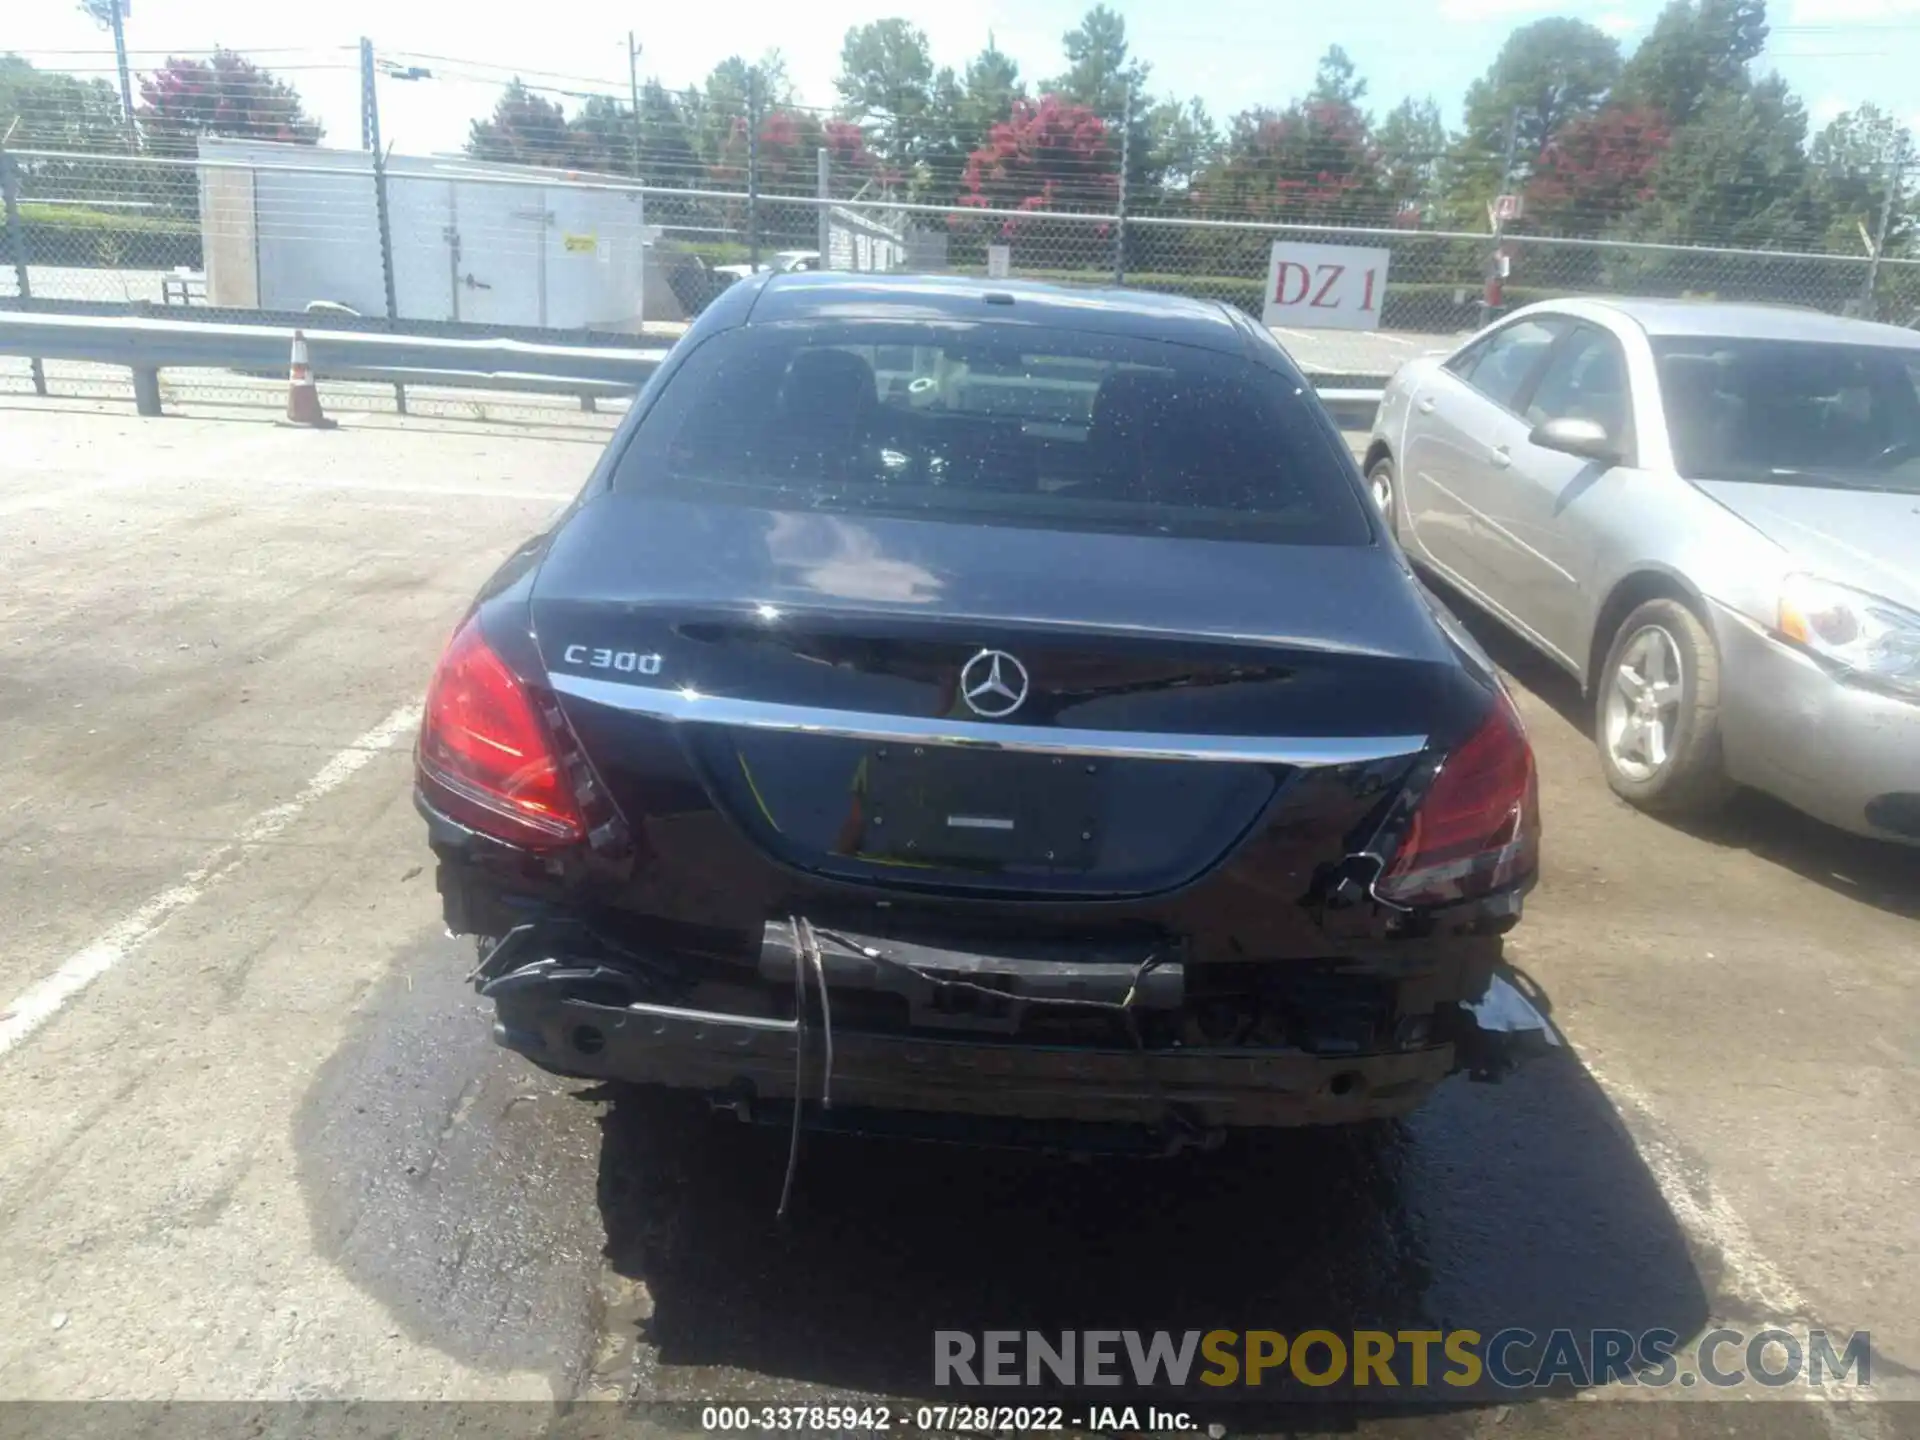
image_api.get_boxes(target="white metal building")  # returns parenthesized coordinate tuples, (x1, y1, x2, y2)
(197, 138, 648, 332)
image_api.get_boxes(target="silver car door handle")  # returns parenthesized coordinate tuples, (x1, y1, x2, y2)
(1489, 446, 1512, 469)
(1416, 396, 1436, 414)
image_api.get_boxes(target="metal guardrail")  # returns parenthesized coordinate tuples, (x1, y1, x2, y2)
(1315, 390, 1385, 430)
(0, 311, 673, 414)
(0, 309, 1384, 426)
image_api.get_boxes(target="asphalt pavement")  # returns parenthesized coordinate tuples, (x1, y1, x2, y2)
(1265, 326, 1458, 377)
(0, 398, 1914, 1439)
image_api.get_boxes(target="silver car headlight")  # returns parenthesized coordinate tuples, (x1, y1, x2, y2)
(1778, 574, 1920, 699)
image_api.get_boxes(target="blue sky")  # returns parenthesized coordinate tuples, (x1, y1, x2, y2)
(10, 0, 1920, 157)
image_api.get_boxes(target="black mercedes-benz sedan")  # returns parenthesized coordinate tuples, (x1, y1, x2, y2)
(415, 273, 1545, 1155)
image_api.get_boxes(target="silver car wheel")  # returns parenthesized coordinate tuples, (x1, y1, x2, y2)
(1603, 624, 1683, 782)
(1368, 467, 1393, 515)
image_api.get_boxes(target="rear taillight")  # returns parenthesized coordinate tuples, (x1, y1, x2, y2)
(416, 617, 586, 850)
(1378, 689, 1539, 906)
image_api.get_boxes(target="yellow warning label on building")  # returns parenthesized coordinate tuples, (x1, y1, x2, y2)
(562, 233, 598, 254)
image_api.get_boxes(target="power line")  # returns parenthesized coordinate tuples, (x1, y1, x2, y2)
(9, 45, 358, 56)
(382, 50, 633, 92)
(10, 62, 359, 76)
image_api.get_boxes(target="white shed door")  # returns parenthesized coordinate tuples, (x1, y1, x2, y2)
(447, 181, 549, 327)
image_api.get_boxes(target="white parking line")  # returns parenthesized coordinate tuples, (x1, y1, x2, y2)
(1578, 1062, 1909, 1425)
(1589, 1064, 1808, 1318)
(0, 701, 423, 1060)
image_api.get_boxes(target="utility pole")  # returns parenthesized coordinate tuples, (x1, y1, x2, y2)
(817, 146, 832, 267)
(111, 0, 135, 148)
(746, 68, 761, 271)
(1863, 144, 1906, 319)
(627, 32, 643, 181)
(88, 0, 138, 149)
(891, 85, 904, 204)
(360, 38, 406, 414)
(1485, 105, 1519, 320)
(1113, 82, 1132, 285)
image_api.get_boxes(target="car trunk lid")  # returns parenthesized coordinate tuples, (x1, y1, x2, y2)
(530, 495, 1480, 899)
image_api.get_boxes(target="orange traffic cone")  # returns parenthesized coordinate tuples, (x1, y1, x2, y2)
(283, 330, 336, 428)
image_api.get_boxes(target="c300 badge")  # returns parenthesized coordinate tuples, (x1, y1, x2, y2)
(563, 645, 662, 676)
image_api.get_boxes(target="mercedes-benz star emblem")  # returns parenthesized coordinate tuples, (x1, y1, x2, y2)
(959, 649, 1030, 719)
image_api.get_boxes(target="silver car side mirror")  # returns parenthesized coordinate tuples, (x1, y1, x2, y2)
(1529, 416, 1620, 463)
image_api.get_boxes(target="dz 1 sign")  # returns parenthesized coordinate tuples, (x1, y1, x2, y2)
(1262, 241, 1391, 332)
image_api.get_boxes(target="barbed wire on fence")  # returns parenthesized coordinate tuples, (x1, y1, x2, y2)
(11, 42, 1914, 240)
(5, 39, 1919, 336)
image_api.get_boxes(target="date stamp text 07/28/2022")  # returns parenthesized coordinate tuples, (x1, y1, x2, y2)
(699, 1406, 1198, 1433)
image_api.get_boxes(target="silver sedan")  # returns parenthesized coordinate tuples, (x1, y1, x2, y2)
(1365, 297, 1920, 844)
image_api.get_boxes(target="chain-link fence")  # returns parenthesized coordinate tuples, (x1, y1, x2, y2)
(6, 35, 1920, 413)
(11, 143, 1920, 346)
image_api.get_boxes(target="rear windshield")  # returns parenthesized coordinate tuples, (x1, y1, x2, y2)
(612, 321, 1372, 544)
(1654, 336, 1920, 494)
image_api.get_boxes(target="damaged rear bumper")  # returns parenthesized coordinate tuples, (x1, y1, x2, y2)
(477, 924, 1557, 1140)
(492, 987, 1459, 1129)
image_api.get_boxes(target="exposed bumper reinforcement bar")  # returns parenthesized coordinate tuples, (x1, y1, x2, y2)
(756, 921, 1182, 1036)
(490, 989, 1455, 1128)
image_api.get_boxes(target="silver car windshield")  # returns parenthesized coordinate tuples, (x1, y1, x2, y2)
(1653, 337, 1920, 494)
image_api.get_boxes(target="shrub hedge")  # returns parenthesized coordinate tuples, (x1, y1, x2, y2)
(15, 202, 202, 270)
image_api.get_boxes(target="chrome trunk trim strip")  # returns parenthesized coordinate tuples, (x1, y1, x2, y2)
(549, 674, 1428, 767)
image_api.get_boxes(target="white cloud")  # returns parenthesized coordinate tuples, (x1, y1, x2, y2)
(1595, 11, 1640, 36)
(1811, 94, 1851, 126)
(1437, 0, 1554, 19)
(1789, 0, 1920, 20)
